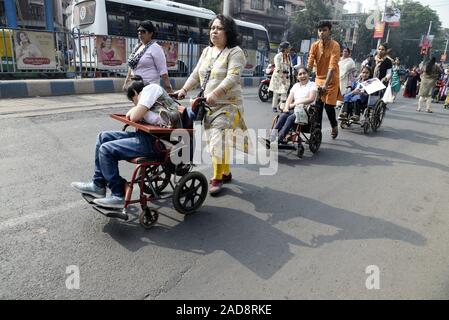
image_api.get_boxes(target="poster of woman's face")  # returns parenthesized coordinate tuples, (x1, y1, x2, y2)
(159, 41, 178, 69)
(95, 36, 126, 69)
(14, 30, 56, 70)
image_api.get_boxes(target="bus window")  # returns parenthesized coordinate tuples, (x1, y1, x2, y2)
(158, 22, 176, 41)
(178, 24, 189, 42)
(108, 14, 125, 36)
(73, 0, 96, 27)
(200, 28, 209, 45)
(129, 19, 140, 34)
(189, 26, 199, 43)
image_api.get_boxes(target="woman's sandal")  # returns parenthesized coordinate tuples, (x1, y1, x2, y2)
(331, 127, 338, 139)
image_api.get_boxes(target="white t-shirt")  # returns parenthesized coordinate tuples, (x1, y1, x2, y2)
(138, 84, 164, 125)
(291, 81, 318, 103)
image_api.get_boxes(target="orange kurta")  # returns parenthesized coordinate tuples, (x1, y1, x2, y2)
(307, 39, 342, 105)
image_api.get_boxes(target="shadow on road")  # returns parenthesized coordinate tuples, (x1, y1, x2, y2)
(257, 137, 449, 174)
(101, 180, 426, 280)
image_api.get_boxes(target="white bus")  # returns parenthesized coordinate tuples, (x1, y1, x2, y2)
(70, 0, 270, 76)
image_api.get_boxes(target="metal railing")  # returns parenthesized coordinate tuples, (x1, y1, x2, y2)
(1, 28, 268, 80)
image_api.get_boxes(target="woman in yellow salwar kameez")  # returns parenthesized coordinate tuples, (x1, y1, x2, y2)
(176, 14, 249, 196)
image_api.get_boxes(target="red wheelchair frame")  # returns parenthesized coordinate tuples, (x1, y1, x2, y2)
(83, 112, 208, 229)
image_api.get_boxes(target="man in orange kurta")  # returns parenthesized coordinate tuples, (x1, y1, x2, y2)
(307, 21, 342, 139)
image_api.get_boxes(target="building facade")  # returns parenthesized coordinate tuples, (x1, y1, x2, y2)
(0, 0, 71, 31)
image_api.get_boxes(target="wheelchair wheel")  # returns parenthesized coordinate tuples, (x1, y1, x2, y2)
(173, 171, 208, 215)
(362, 122, 369, 134)
(371, 100, 386, 131)
(139, 164, 172, 196)
(258, 83, 270, 102)
(309, 128, 322, 153)
(139, 208, 159, 229)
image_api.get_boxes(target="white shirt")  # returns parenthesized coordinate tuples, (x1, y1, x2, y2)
(291, 81, 318, 103)
(138, 84, 164, 126)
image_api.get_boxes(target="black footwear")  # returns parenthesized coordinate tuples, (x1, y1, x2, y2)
(331, 127, 338, 139)
(222, 173, 232, 183)
(338, 112, 348, 120)
(258, 136, 271, 149)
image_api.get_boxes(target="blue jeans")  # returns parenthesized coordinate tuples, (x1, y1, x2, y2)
(272, 110, 296, 142)
(92, 130, 157, 197)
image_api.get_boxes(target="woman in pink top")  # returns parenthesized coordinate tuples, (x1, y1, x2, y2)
(123, 20, 173, 93)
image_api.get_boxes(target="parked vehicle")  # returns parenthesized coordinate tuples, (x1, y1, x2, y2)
(258, 63, 274, 102)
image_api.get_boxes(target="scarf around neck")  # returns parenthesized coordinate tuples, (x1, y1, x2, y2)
(127, 40, 155, 70)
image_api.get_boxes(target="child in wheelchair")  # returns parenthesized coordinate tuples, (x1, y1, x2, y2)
(71, 76, 186, 209)
(270, 66, 318, 144)
(338, 66, 371, 122)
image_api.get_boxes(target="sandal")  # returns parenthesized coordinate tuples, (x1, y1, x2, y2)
(331, 127, 338, 139)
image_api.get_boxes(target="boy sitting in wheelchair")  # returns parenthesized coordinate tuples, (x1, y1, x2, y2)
(270, 66, 318, 144)
(71, 76, 185, 209)
(338, 66, 371, 122)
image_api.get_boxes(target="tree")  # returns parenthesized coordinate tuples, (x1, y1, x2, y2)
(352, 14, 376, 62)
(385, 0, 443, 67)
(287, 0, 332, 51)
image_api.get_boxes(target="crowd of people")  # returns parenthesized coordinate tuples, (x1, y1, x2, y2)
(71, 15, 448, 207)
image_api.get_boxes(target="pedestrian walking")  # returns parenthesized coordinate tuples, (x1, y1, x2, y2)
(122, 20, 173, 93)
(269, 41, 293, 113)
(337, 47, 356, 107)
(403, 66, 420, 98)
(417, 57, 440, 113)
(391, 57, 402, 101)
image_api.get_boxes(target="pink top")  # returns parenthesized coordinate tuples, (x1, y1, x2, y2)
(133, 42, 169, 85)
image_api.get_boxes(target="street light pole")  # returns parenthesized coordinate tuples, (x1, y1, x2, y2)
(223, 0, 231, 16)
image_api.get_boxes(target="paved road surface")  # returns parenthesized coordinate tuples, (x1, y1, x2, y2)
(0, 90, 448, 299)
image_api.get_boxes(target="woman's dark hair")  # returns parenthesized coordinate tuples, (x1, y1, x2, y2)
(425, 57, 436, 74)
(316, 20, 332, 30)
(126, 75, 146, 101)
(138, 20, 155, 34)
(100, 36, 110, 48)
(208, 14, 241, 48)
(16, 31, 29, 45)
(379, 42, 389, 51)
(361, 66, 372, 78)
(342, 47, 351, 54)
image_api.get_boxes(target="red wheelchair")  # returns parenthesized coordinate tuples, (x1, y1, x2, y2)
(82, 98, 210, 229)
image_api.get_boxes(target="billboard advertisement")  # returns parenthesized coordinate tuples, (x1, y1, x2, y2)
(95, 36, 127, 69)
(159, 41, 179, 70)
(14, 30, 56, 70)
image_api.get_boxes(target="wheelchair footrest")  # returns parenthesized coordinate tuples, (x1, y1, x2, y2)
(277, 144, 297, 150)
(92, 206, 129, 221)
(82, 193, 96, 204)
